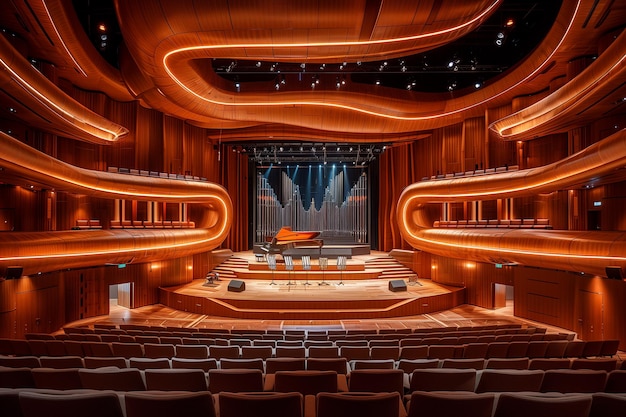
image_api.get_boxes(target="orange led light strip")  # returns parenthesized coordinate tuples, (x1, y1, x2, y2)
(161, 0, 580, 121)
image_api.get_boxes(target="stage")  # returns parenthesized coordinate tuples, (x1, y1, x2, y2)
(159, 251, 466, 320)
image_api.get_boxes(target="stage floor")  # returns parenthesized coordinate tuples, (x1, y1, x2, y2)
(179, 276, 448, 302)
(159, 251, 466, 320)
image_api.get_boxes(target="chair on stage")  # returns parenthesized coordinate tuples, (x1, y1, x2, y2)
(302, 255, 312, 285)
(336, 256, 346, 285)
(284, 255, 295, 286)
(267, 254, 278, 285)
(319, 257, 329, 285)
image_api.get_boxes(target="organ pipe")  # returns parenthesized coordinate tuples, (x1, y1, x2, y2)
(256, 169, 367, 242)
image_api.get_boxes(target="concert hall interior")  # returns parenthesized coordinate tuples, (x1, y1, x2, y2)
(1, 1, 626, 414)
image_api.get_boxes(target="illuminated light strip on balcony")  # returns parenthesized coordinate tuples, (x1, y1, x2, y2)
(405, 232, 626, 263)
(161, 0, 580, 122)
(41, 0, 88, 77)
(0, 58, 126, 142)
(492, 51, 626, 137)
(0, 228, 230, 263)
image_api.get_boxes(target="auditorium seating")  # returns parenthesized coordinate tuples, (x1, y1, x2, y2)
(0, 324, 621, 416)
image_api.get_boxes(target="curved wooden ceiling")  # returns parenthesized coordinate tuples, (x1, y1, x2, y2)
(0, 0, 624, 141)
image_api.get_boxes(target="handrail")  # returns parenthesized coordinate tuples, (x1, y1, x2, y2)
(397, 128, 626, 277)
(0, 132, 232, 275)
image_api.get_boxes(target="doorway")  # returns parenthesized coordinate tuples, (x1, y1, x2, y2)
(109, 282, 134, 309)
(493, 283, 514, 311)
(587, 210, 601, 231)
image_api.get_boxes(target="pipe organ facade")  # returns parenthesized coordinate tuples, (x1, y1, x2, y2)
(256, 169, 368, 243)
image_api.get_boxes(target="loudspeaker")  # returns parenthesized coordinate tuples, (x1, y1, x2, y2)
(5, 266, 23, 279)
(227, 279, 246, 292)
(388, 279, 407, 292)
(605, 266, 623, 280)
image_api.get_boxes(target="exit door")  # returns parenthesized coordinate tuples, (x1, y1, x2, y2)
(578, 290, 603, 340)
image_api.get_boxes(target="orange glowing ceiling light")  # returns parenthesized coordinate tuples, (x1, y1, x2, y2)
(160, 0, 580, 123)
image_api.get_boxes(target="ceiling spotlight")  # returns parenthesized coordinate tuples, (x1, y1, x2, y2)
(497, 32, 505, 39)
(474, 81, 482, 89)
(319, 64, 326, 70)
(375, 80, 381, 85)
(448, 61, 455, 68)
(505, 18, 515, 27)
(98, 23, 106, 32)
(300, 63, 306, 69)
(495, 39, 503, 46)
(256, 61, 262, 67)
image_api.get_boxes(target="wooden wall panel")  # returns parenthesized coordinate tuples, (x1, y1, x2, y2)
(135, 106, 164, 171)
(163, 116, 184, 174)
(463, 117, 485, 171)
(513, 268, 576, 331)
(442, 123, 463, 173)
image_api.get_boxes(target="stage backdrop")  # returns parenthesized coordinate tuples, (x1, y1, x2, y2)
(255, 165, 369, 244)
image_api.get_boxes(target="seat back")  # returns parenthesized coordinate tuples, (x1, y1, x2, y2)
(78, 367, 146, 391)
(410, 368, 477, 392)
(207, 369, 264, 393)
(540, 369, 607, 393)
(475, 369, 544, 393)
(407, 391, 495, 417)
(274, 370, 338, 395)
(39, 356, 84, 369)
(348, 369, 404, 395)
(589, 392, 626, 417)
(31, 368, 83, 390)
(220, 358, 265, 371)
(0, 367, 36, 388)
(218, 392, 303, 417)
(171, 357, 217, 371)
(316, 392, 400, 417)
(19, 391, 124, 417)
(307, 358, 349, 375)
(144, 368, 207, 391)
(124, 391, 216, 417)
(265, 358, 306, 373)
(493, 393, 592, 417)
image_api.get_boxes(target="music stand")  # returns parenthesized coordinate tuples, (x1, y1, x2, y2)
(302, 255, 312, 285)
(267, 254, 278, 285)
(284, 255, 295, 286)
(336, 255, 346, 285)
(318, 257, 329, 285)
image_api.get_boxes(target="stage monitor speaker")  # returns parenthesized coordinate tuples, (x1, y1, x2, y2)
(5, 266, 23, 279)
(388, 279, 407, 292)
(605, 266, 623, 280)
(227, 280, 246, 292)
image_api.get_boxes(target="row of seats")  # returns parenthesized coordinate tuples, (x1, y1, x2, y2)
(109, 219, 195, 229)
(107, 166, 207, 182)
(73, 219, 102, 229)
(1, 353, 624, 374)
(61, 322, 529, 337)
(2, 365, 626, 395)
(1, 338, 617, 361)
(2, 388, 624, 417)
(0, 367, 626, 400)
(424, 164, 520, 181)
(29, 332, 572, 346)
(433, 218, 552, 229)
